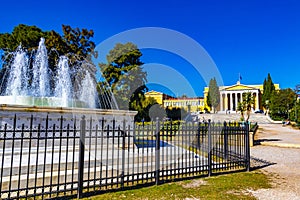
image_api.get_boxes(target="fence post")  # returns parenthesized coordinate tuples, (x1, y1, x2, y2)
(121, 119, 126, 189)
(223, 121, 228, 160)
(155, 117, 160, 185)
(207, 119, 212, 177)
(78, 115, 86, 199)
(197, 122, 201, 148)
(245, 121, 250, 172)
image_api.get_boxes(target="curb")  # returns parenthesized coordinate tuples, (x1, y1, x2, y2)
(260, 142, 300, 149)
(265, 115, 282, 124)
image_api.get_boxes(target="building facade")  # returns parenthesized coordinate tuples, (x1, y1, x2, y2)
(204, 81, 280, 112)
(145, 90, 205, 112)
(163, 97, 205, 112)
(145, 81, 280, 113)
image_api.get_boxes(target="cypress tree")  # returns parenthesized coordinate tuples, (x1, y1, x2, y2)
(207, 77, 220, 113)
(262, 73, 275, 109)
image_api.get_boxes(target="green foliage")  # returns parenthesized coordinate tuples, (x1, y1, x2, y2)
(262, 73, 275, 109)
(61, 25, 97, 61)
(207, 77, 220, 113)
(0, 24, 96, 61)
(237, 101, 246, 121)
(269, 88, 296, 120)
(0, 25, 46, 87)
(160, 120, 182, 137)
(99, 42, 148, 120)
(133, 96, 158, 122)
(166, 107, 188, 121)
(206, 91, 211, 108)
(0, 24, 46, 52)
(290, 100, 300, 123)
(237, 92, 254, 122)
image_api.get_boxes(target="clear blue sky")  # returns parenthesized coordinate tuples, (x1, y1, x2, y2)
(1, 0, 300, 97)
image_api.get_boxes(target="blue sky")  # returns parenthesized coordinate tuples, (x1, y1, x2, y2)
(1, 0, 300, 97)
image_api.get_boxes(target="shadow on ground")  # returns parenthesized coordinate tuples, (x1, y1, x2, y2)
(251, 156, 276, 170)
(254, 139, 281, 145)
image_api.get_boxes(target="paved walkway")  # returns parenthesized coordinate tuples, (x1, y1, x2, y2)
(250, 123, 300, 199)
(255, 123, 300, 148)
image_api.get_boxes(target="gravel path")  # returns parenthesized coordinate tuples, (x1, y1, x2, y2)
(250, 124, 300, 199)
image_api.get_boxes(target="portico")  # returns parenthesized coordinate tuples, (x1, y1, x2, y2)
(203, 81, 275, 113)
(219, 88, 260, 112)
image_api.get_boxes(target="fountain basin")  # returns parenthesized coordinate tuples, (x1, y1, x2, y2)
(0, 104, 137, 133)
(0, 96, 88, 108)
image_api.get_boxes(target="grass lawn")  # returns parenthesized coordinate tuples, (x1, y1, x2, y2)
(83, 171, 271, 200)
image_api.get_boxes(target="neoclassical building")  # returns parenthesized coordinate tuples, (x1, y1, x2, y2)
(145, 81, 280, 113)
(145, 91, 205, 112)
(204, 81, 280, 112)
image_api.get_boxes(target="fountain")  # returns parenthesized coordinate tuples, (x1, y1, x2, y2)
(0, 38, 136, 129)
(1, 38, 92, 108)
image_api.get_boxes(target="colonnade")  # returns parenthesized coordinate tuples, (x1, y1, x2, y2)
(219, 90, 260, 112)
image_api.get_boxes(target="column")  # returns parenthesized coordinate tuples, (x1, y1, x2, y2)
(255, 91, 259, 110)
(220, 92, 223, 111)
(225, 92, 228, 111)
(235, 92, 238, 111)
(230, 92, 233, 111)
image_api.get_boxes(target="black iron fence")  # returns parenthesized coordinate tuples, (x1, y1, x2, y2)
(0, 115, 250, 199)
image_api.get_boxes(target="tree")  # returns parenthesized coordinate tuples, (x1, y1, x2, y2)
(262, 73, 275, 111)
(149, 104, 166, 121)
(99, 42, 148, 120)
(0, 25, 46, 91)
(206, 91, 211, 109)
(207, 77, 220, 113)
(166, 107, 188, 121)
(269, 88, 296, 121)
(130, 94, 158, 122)
(61, 25, 97, 61)
(237, 92, 254, 122)
(237, 101, 246, 121)
(0, 24, 44, 52)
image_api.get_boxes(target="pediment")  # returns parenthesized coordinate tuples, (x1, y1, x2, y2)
(223, 84, 259, 91)
(145, 90, 163, 95)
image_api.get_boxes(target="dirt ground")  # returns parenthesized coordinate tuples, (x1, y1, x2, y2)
(250, 124, 300, 199)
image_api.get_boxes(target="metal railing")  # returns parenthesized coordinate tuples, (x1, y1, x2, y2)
(0, 115, 250, 199)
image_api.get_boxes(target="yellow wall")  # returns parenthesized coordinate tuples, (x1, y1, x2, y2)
(145, 91, 164, 105)
(163, 98, 205, 112)
(145, 91, 205, 112)
(203, 87, 211, 111)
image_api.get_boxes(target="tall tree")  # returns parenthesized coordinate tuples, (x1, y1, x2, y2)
(206, 91, 212, 109)
(99, 42, 148, 119)
(207, 77, 220, 113)
(61, 25, 97, 61)
(0, 24, 44, 52)
(269, 88, 296, 121)
(262, 73, 275, 110)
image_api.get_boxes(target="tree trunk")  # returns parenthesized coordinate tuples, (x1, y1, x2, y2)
(246, 110, 251, 122)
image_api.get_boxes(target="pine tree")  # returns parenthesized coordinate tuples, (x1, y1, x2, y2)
(99, 42, 149, 121)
